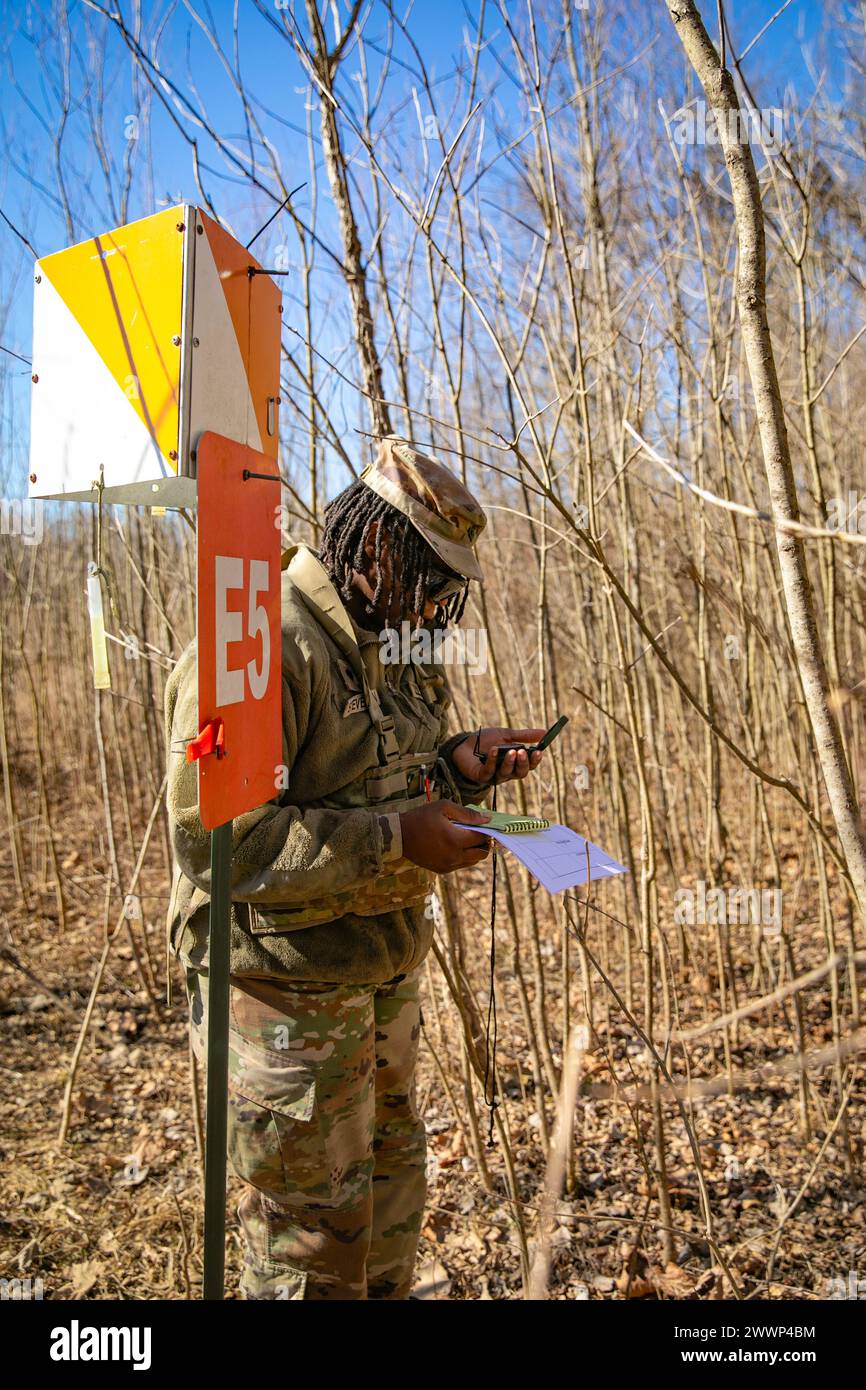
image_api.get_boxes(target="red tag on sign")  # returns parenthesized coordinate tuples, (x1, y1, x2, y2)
(185, 717, 224, 763)
(196, 432, 282, 830)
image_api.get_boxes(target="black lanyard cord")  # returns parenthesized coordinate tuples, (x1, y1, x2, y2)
(482, 779, 499, 1147)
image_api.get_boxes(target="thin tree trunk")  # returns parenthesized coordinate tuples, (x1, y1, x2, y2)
(302, 0, 392, 440)
(664, 0, 866, 926)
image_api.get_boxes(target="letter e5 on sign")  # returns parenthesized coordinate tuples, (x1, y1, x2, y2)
(196, 432, 281, 829)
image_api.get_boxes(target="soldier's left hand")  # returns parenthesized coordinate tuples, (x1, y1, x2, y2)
(452, 726, 546, 787)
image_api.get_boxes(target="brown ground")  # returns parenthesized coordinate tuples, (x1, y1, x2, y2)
(2, 809, 863, 1302)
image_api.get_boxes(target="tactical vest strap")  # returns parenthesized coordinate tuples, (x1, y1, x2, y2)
(365, 689, 400, 764)
(283, 542, 358, 654)
(368, 748, 444, 801)
(285, 544, 401, 766)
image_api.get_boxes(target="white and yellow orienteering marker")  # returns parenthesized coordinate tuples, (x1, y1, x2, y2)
(28, 204, 282, 507)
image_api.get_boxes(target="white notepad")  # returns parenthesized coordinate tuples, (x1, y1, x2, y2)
(455, 821, 628, 895)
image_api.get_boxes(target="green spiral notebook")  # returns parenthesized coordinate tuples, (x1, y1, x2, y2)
(465, 803, 550, 834)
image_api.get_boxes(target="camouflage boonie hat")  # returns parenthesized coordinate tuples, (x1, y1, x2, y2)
(359, 436, 486, 581)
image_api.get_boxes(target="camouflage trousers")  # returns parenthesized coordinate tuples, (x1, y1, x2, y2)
(186, 966, 427, 1300)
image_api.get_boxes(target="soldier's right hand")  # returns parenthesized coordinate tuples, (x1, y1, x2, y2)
(399, 800, 492, 873)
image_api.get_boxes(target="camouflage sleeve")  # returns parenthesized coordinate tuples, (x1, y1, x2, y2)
(378, 811, 404, 862)
(435, 732, 493, 806)
(165, 638, 391, 908)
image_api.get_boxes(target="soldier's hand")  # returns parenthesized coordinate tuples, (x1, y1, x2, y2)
(451, 726, 546, 786)
(399, 800, 491, 873)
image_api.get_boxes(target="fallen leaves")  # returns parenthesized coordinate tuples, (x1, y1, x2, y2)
(616, 1256, 719, 1300)
(412, 1259, 452, 1300)
(68, 1258, 102, 1298)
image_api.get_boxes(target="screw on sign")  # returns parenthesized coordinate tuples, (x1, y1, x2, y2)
(190, 430, 281, 1300)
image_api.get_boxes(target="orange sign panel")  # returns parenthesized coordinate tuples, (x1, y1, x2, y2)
(195, 432, 282, 830)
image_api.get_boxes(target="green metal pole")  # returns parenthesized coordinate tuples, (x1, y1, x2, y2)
(203, 820, 232, 1300)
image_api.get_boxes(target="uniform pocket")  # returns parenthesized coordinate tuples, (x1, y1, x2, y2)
(228, 1033, 333, 1203)
(239, 1242, 309, 1301)
(247, 903, 341, 934)
(230, 1030, 317, 1120)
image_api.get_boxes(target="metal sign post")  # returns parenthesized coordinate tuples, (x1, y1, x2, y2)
(190, 431, 282, 1299)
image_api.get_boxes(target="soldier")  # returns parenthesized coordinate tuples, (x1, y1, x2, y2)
(165, 436, 547, 1299)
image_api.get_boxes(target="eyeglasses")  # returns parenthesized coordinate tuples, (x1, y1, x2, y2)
(426, 565, 468, 603)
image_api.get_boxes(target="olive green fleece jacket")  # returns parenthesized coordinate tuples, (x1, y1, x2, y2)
(164, 555, 482, 986)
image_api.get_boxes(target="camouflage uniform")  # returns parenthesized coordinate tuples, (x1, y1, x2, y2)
(187, 966, 426, 1299)
(166, 439, 486, 1299)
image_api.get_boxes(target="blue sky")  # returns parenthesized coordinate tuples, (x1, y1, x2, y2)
(0, 0, 849, 494)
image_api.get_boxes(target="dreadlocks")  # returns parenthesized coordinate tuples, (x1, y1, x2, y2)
(320, 480, 469, 629)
